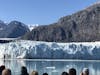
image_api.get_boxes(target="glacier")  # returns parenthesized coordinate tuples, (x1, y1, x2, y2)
(0, 40, 100, 59)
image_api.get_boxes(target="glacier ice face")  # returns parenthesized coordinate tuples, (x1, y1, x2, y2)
(0, 40, 100, 59)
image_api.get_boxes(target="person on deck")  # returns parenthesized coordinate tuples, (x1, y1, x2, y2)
(30, 71, 38, 75)
(69, 68, 76, 75)
(21, 66, 29, 75)
(0, 65, 5, 75)
(82, 68, 89, 75)
(61, 72, 69, 75)
(2, 69, 11, 75)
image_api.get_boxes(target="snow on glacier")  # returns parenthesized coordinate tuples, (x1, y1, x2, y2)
(0, 40, 100, 59)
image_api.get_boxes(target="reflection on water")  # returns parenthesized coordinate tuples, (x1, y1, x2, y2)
(0, 59, 100, 75)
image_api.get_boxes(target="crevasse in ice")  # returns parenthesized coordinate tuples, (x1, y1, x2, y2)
(0, 40, 100, 59)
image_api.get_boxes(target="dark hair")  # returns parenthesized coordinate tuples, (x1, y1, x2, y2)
(0, 65, 6, 75)
(21, 66, 29, 75)
(69, 68, 76, 75)
(43, 73, 48, 75)
(61, 72, 68, 75)
(0, 65, 5, 71)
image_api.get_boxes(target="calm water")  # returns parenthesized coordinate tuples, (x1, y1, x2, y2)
(0, 59, 100, 75)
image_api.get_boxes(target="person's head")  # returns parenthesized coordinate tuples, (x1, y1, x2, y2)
(21, 66, 27, 72)
(82, 68, 89, 75)
(61, 72, 68, 75)
(2, 69, 11, 75)
(0, 65, 5, 71)
(43, 73, 48, 75)
(21, 66, 28, 75)
(69, 68, 76, 75)
(80, 72, 83, 75)
(30, 71, 38, 75)
(0, 65, 6, 75)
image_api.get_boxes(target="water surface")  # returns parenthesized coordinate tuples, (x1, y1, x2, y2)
(0, 59, 100, 75)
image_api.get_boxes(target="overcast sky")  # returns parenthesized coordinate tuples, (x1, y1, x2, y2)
(0, 0, 98, 25)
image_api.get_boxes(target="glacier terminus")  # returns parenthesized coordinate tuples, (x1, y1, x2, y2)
(0, 40, 100, 60)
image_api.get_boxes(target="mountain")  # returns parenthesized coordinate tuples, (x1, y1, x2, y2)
(22, 3, 100, 42)
(0, 20, 30, 38)
(0, 20, 7, 31)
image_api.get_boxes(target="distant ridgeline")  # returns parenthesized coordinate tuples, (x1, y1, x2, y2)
(22, 3, 100, 42)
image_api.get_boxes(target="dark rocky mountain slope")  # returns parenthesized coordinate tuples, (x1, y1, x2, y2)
(23, 3, 100, 42)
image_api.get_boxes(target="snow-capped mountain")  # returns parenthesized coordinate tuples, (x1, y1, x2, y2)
(0, 20, 7, 31)
(0, 40, 100, 59)
(28, 24, 39, 31)
(0, 20, 30, 38)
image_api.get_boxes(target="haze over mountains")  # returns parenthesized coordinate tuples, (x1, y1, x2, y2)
(22, 2, 100, 42)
